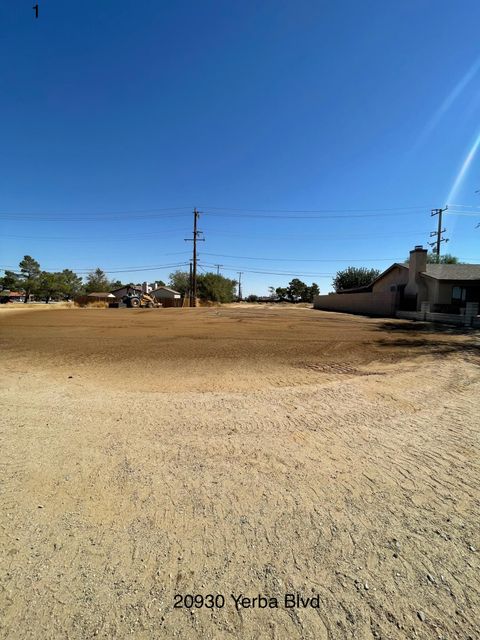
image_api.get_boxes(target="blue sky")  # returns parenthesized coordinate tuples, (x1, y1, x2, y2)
(1, 0, 480, 295)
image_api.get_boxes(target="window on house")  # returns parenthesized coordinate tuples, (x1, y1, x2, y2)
(452, 286, 466, 302)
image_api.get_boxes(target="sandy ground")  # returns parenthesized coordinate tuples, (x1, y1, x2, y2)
(0, 305, 479, 639)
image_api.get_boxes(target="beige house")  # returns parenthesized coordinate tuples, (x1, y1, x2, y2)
(314, 246, 480, 321)
(149, 286, 182, 307)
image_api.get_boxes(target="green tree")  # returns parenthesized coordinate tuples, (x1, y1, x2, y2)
(427, 253, 460, 264)
(58, 269, 84, 299)
(85, 268, 111, 294)
(332, 267, 381, 292)
(19, 255, 41, 303)
(168, 270, 190, 296)
(287, 278, 307, 302)
(0, 270, 20, 291)
(273, 280, 319, 302)
(304, 282, 320, 302)
(275, 286, 289, 301)
(37, 272, 64, 303)
(197, 273, 237, 303)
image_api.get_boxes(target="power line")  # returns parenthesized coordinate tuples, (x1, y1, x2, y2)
(199, 262, 333, 277)
(0, 205, 190, 216)
(0, 229, 432, 242)
(203, 211, 424, 220)
(201, 252, 399, 263)
(0, 231, 191, 241)
(443, 214, 480, 218)
(200, 205, 427, 213)
(0, 212, 192, 222)
(0, 261, 190, 275)
(0, 204, 431, 222)
(204, 229, 431, 240)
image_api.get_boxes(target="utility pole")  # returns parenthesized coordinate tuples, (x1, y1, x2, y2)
(429, 206, 449, 260)
(184, 208, 204, 307)
(237, 272, 243, 301)
(188, 261, 193, 307)
(214, 264, 223, 275)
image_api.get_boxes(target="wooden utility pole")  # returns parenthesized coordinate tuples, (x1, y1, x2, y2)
(214, 264, 223, 275)
(185, 208, 204, 307)
(237, 271, 243, 300)
(429, 206, 449, 259)
(188, 261, 193, 307)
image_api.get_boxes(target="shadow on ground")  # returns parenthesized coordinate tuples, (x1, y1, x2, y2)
(376, 321, 479, 336)
(374, 321, 480, 361)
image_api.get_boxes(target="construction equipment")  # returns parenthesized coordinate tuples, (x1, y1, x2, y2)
(122, 286, 159, 308)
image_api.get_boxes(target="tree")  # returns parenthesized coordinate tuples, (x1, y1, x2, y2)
(19, 255, 41, 303)
(58, 269, 84, 299)
(332, 267, 381, 292)
(197, 273, 237, 303)
(246, 294, 259, 302)
(275, 286, 289, 301)
(427, 253, 460, 264)
(169, 270, 190, 297)
(273, 280, 319, 302)
(287, 278, 307, 302)
(0, 270, 20, 291)
(304, 282, 320, 302)
(85, 268, 112, 294)
(37, 272, 64, 304)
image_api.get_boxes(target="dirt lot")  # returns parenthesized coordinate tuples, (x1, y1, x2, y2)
(1, 305, 479, 639)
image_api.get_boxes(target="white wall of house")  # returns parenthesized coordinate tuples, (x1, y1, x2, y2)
(150, 288, 181, 300)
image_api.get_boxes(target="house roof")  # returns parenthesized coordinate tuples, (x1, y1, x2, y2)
(422, 264, 480, 281)
(150, 285, 181, 295)
(110, 285, 142, 293)
(87, 292, 116, 298)
(337, 263, 408, 293)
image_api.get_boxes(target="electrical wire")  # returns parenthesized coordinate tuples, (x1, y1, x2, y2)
(200, 252, 399, 263)
(200, 205, 427, 213)
(203, 211, 424, 220)
(0, 261, 190, 275)
(199, 262, 333, 277)
(0, 230, 192, 242)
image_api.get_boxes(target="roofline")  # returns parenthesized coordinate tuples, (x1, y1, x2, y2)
(421, 271, 480, 282)
(337, 262, 408, 293)
(369, 262, 408, 287)
(150, 286, 181, 294)
(110, 285, 142, 292)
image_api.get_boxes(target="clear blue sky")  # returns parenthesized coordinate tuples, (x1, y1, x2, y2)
(1, 0, 480, 295)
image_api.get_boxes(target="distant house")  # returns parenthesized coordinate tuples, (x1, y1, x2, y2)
(110, 285, 143, 300)
(87, 292, 116, 302)
(314, 246, 480, 324)
(0, 291, 26, 303)
(149, 286, 182, 307)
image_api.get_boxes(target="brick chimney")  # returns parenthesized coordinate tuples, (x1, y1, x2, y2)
(404, 245, 428, 307)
